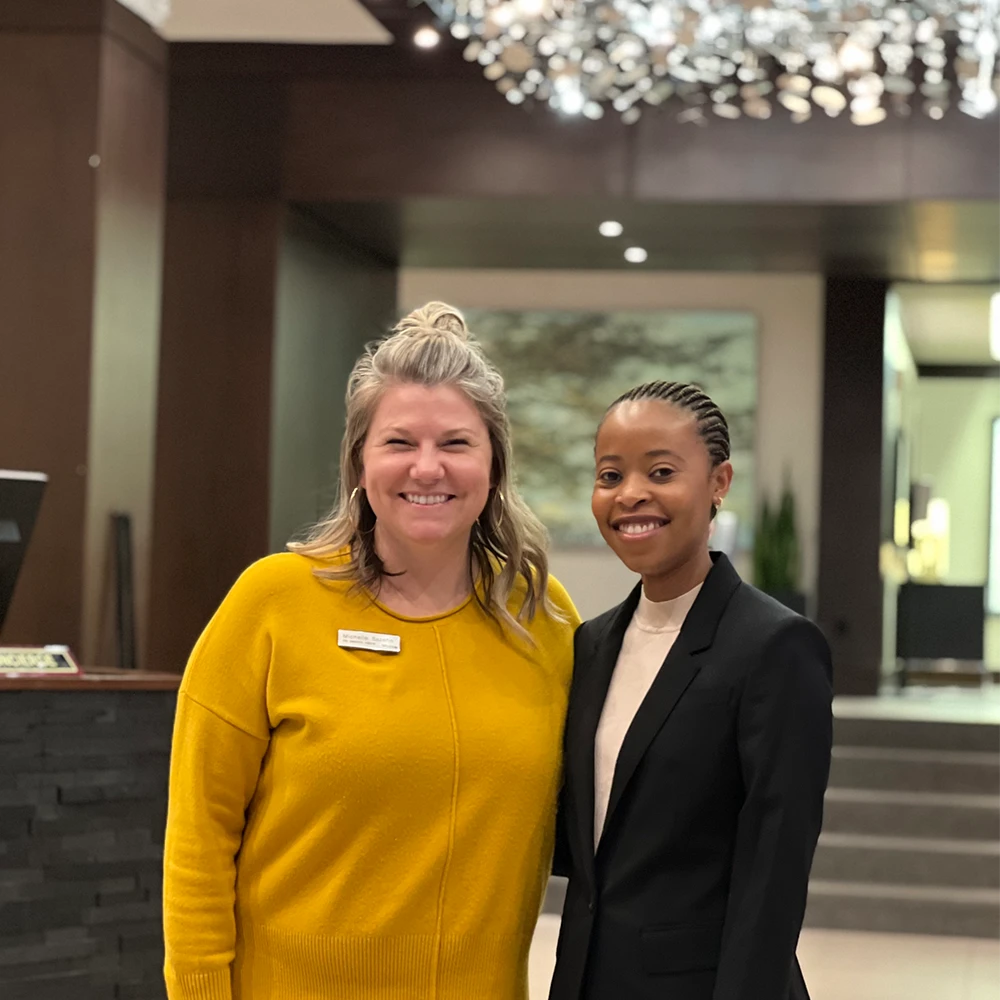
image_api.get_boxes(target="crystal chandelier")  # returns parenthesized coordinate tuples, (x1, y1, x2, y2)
(421, 0, 1000, 124)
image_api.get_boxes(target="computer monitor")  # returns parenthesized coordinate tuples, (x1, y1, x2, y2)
(0, 470, 47, 636)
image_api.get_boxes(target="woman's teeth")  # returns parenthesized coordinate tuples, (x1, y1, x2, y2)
(405, 494, 450, 506)
(618, 522, 663, 535)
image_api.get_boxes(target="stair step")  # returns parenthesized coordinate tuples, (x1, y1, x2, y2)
(823, 787, 1000, 840)
(813, 832, 1000, 889)
(805, 880, 1000, 939)
(830, 745, 1000, 795)
(810, 880, 999, 904)
(833, 717, 1000, 754)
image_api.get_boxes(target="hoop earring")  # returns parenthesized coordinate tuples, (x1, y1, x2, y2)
(494, 488, 505, 532)
(349, 487, 360, 505)
(713, 496, 723, 510)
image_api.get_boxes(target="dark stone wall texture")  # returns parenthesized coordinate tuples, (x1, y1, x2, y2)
(0, 690, 175, 1000)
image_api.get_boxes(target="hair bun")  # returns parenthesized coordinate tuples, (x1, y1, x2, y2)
(393, 301, 471, 342)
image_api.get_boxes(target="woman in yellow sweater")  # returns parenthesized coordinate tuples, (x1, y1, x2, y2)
(162, 303, 580, 1000)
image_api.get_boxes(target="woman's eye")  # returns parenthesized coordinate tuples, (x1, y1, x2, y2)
(386, 438, 411, 447)
(443, 438, 469, 448)
(651, 467, 675, 480)
(597, 470, 621, 485)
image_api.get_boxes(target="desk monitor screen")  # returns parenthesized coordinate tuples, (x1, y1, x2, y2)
(0, 470, 47, 636)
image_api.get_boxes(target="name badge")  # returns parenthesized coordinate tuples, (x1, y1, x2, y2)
(338, 629, 401, 654)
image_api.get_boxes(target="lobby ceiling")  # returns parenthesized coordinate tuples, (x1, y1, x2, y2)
(308, 198, 1000, 283)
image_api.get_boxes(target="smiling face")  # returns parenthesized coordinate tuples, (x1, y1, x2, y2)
(592, 399, 733, 599)
(360, 382, 493, 557)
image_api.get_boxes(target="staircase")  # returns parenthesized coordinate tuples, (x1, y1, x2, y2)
(544, 711, 1000, 939)
(805, 714, 1000, 938)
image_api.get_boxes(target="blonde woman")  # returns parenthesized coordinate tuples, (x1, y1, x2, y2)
(162, 303, 580, 1000)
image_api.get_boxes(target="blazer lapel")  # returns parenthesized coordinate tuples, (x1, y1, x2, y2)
(567, 582, 641, 886)
(598, 553, 742, 851)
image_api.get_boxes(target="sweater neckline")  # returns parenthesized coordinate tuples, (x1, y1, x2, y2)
(633, 582, 702, 633)
(369, 592, 476, 624)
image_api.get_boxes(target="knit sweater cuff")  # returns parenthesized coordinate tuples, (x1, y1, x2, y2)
(165, 966, 232, 1000)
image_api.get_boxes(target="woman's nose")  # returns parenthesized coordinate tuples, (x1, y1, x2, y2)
(617, 474, 650, 507)
(410, 445, 444, 482)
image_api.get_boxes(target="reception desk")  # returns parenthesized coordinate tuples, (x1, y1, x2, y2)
(0, 669, 179, 1000)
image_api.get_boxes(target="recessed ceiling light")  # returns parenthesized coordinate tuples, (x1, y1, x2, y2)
(414, 26, 441, 49)
(624, 246, 648, 263)
(990, 291, 1000, 362)
(599, 221, 624, 237)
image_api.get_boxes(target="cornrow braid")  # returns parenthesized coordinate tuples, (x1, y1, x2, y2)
(605, 381, 731, 519)
(607, 380, 730, 465)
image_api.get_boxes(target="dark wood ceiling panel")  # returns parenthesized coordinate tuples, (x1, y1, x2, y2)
(306, 198, 1000, 281)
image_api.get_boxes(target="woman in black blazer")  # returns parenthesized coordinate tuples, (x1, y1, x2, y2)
(550, 381, 833, 1000)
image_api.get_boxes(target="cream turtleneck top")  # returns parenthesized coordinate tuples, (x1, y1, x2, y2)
(593, 582, 702, 849)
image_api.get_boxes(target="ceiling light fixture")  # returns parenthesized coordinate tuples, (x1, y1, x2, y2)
(624, 247, 648, 263)
(414, 26, 441, 49)
(424, 0, 1000, 124)
(599, 221, 624, 237)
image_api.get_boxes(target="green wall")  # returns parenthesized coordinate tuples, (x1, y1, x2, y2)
(270, 211, 396, 552)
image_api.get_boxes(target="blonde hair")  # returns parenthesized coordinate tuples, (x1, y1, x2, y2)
(289, 301, 557, 636)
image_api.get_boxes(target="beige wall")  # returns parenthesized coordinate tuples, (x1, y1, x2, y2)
(399, 269, 825, 620)
(82, 36, 166, 666)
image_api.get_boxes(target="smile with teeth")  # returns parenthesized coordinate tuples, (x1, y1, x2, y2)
(403, 493, 452, 506)
(615, 519, 668, 537)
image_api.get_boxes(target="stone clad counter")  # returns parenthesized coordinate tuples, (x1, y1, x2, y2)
(0, 670, 180, 1000)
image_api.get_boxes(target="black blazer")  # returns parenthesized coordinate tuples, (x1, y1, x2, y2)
(550, 552, 833, 1000)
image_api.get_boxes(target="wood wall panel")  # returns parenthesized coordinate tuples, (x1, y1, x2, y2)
(165, 42, 999, 205)
(0, 0, 105, 31)
(147, 199, 283, 672)
(283, 78, 633, 201)
(0, 30, 100, 648)
(167, 76, 286, 198)
(0, 2, 165, 656)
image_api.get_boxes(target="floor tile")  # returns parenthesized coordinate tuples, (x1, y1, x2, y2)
(796, 927, 970, 1000)
(963, 938, 1000, 1000)
(529, 918, 998, 1000)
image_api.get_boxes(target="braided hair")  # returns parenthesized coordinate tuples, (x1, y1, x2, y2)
(603, 381, 731, 519)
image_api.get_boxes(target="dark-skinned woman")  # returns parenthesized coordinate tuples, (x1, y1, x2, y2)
(550, 381, 833, 1000)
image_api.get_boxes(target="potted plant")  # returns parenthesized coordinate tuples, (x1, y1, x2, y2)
(753, 479, 807, 616)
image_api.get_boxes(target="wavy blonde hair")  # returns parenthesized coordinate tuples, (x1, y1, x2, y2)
(289, 301, 558, 636)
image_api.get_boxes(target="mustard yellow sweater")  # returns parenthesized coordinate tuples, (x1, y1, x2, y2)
(163, 552, 579, 1000)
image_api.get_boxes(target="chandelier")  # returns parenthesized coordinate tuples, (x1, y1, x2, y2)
(420, 0, 1000, 124)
